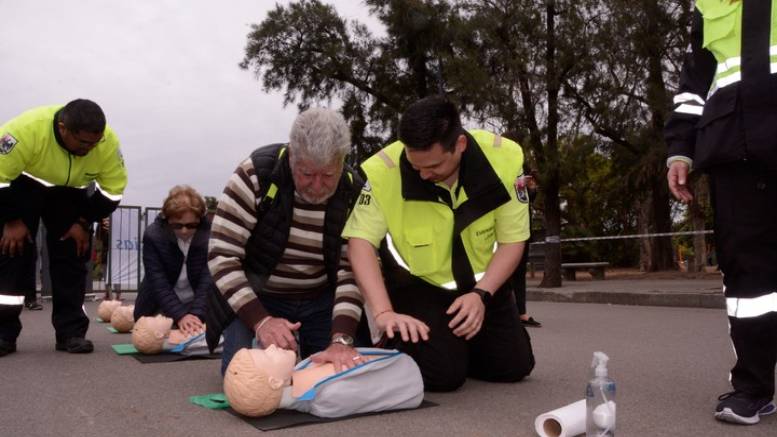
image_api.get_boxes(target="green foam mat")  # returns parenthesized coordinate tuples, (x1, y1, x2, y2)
(111, 343, 138, 355)
(189, 393, 230, 410)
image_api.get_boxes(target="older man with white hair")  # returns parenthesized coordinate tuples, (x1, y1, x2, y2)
(206, 108, 366, 374)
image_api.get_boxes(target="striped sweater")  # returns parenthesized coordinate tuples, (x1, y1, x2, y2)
(208, 158, 363, 337)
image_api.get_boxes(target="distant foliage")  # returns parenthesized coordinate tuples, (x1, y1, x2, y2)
(241, 0, 695, 271)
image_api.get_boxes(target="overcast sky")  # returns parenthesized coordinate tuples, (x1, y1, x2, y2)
(0, 0, 381, 207)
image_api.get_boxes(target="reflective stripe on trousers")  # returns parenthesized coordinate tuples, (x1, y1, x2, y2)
(0, 294, 25, 306)
(727, 292, 777, 318)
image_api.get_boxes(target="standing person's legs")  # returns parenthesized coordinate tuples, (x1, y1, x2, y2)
(389, 279, 469, 392)
(22, 240, 41, 310)
(41, 189, 92, 350)
(0, 216, 40, 354)
(46, 230, 91, 345)
(469, 285, 535, 382)
(511, 247, 541, 327)
(710, 164, 777, 422)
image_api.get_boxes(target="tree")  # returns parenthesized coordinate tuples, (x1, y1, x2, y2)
(240, 0, 697, 283)
(562, 0, 693, 271)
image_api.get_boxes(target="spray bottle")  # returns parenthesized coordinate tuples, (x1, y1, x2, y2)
(586, 351, 616, 437)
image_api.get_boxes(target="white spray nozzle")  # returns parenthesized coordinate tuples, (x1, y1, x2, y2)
(591, 351, 609, 377)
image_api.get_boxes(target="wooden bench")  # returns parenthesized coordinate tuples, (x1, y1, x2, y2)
(561, 262, 609, 280)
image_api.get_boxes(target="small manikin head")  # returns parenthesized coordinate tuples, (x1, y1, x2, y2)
(132, 315, 173, 354)
(223, 345, 296, 417)
(110, 305, 135, 333)
(97, 300, 122, 322)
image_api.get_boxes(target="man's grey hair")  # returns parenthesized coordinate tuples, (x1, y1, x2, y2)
(288, 108, 351, 166)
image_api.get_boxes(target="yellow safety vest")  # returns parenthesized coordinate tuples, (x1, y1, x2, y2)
(0, 105, 126, 199)
(696, 0, 777, 92)
(362, 130, 524, 291)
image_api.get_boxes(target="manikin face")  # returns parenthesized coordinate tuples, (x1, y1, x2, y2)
(248, 344, 297, 385)
(290, 154, 343, 205)
(168, 211, 200, 242)
(132, 315, 174, 354)
(405, 134, 467, 186)
(57, 122, 105, 156)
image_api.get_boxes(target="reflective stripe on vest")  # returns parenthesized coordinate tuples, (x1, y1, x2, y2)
(771, 45, 777, 73)
(727, 292, 777, 318)
(371, 132, 521, 290)
(709, 56, 742, 96)
(0, 294, 25, 306)
(96, 182, 122, 201)
(385, 233, 410, 272)
(672, 92, 706, 115)
(386, 233, 486, 291)
(22, 171, 56, 187)
(697, 0, 777, 96)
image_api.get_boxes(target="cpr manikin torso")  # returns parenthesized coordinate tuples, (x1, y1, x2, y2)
(131, 315, 213, 355)
(224, 345, 424, 418)
(97, 300, 122, 322)
(110, 305, 135, 333)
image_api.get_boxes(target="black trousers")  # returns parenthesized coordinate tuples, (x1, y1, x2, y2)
(0, 187, 92, 343)
(22, 246, 37, 304)
(710, 163, 777, 398)
(387, 276, 535, 392)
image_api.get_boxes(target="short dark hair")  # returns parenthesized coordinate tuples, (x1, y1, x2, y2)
(59, 99, 106, 134)
(398, 95, 462, 152)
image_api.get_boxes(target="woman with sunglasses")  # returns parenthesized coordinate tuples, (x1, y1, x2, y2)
(134, 185, 215, 335)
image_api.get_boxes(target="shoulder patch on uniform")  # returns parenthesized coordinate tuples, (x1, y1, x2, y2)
(514, 175, 529, 203)
(0, 133, 18, 155)
(362, 181, 371, 192)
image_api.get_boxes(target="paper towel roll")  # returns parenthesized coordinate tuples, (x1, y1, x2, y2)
(534, 399, 586, 437)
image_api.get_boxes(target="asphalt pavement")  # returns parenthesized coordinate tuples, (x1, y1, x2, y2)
(1, 278, 775, 437)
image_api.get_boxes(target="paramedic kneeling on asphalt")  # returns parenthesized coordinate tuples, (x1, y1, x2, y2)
(342, 95, 535, 391)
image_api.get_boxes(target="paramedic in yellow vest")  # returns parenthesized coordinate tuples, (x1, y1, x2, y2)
(0, 99, 127, 357)
(665, 0, 777, 425)
(343, 96, 535, 392)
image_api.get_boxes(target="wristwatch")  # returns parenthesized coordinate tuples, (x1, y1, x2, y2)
(471, 287, 492, 306)
(331, 334, 354, 347)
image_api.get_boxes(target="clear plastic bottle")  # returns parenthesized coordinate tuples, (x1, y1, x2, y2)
(586, 351, 616, 437)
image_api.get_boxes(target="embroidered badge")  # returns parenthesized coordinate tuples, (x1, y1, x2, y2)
(514, 175, 529, 204)
(0, 133, 18, 155)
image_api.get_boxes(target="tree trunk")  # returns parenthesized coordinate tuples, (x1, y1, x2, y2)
(637, 198, 653, 272)
(539, 0, 562, 287)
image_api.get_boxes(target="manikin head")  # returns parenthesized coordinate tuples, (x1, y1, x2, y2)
(223, 345, 296, 417)
(287, 108, 351, 205)
(132, 315, 173, 354)
(110, 305, 135, 333)
(97, 300, 122, 322)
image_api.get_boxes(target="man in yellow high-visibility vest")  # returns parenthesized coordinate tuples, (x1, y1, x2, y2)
(0, 99, 127, 356)
(343, 96, 535, 391)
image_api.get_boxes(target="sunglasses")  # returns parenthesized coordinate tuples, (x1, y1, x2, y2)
(169, 222, 199, 230)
